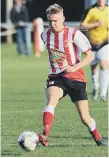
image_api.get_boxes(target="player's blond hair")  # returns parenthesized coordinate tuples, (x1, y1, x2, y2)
(46, 4, 63, 15)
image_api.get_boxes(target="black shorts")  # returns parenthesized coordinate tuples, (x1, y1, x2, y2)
(46, 76, 88, 102)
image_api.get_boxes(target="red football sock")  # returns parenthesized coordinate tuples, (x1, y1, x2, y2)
(90, 129, 102, 141)
(43, 112, 54, 136)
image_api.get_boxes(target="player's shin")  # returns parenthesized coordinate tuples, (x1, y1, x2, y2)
(42, 105, 55, 136)
(88, 119, 101, 140)
(100, 69, 108, 100)
(39, 105, 55, 146)
(92, 71, 99, 90)
(88, 119, 106, 146)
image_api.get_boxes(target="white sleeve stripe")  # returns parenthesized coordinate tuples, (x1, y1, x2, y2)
(74, 30, 91, 53)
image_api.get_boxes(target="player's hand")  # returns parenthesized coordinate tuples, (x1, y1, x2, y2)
(61, 65, 77, 73)
(97, 20, 104, 26)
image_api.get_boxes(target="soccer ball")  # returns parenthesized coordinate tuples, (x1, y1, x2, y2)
(18, 131, 39, 151)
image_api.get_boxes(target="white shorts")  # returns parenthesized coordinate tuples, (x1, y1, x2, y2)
(91, 44, 109, 65)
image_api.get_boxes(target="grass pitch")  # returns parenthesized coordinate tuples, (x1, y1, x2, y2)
(1, 43, 108, 157)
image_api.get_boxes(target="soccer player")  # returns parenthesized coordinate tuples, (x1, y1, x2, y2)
(38, 4, 106, 146)
(80, 0, 109, 101)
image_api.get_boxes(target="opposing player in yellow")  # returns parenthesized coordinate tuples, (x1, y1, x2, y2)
(80, 0, 109, 102)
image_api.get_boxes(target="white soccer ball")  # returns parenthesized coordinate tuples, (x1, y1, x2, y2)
(18, 131, 39, 151)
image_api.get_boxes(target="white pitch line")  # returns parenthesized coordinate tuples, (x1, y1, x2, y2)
(2, 142, 97, 146)
(90, 108, 107, 110)
(3, 107, 107, 114)
(3, 109, 41, 113)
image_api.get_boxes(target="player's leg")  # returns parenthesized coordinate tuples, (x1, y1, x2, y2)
(74, 100, 106, 146)
(90, 51, 99, 100)
(91, 64, 99, 100)
(99, 60, 108, 102)
(43, 86, 64, 136)
(97, 44, 109, 102)
(39, 79, 65, 146)
(66, 79, 106, 146)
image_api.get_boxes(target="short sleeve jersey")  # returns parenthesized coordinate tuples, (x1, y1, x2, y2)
(81, 4, 108, 44)
(41, 26, 91, 82)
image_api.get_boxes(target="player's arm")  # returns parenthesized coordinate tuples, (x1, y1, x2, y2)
(73, 30, 94, 69)
(62, 50, 93, 73)
(72, 50, 94, 72)
(61, 30, 94, 73)
(80, 10, 103, 30)
(80, 22, 101, 30)
(80, 21, 104, 30)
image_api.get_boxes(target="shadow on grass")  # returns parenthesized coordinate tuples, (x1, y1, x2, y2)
(1, 149, 21, 157)
(50, 135, 108, 140)
(48, 144, 73, 147)
(48, 144, 96, 148)
(50, 135, 92, 140)
(2, 99, 43, 102)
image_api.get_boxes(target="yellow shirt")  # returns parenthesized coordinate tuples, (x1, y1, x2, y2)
(83, 5, 108, 44)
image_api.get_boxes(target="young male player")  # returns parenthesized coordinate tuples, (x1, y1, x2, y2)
(38, 4, 107, 146)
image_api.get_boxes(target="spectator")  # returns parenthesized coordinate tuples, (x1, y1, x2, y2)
(80, 0, 109, 102)
(10, 0, 31, 56)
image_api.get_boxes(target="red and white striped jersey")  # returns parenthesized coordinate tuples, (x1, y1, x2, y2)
(41, 26, 91, 82)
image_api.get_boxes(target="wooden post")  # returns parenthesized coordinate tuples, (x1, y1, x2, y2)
(6, 0, 13, 43)
(33, 18, 45, 57)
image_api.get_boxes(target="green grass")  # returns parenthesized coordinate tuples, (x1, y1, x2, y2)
(1, 43, 108, 157)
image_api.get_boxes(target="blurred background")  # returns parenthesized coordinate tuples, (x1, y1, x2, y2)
(1, 0, 109, 43)
(1, 0, 101, 43)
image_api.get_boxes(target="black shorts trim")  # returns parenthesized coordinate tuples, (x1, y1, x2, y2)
(91, 40, 108, 51)
(46, 76, 88, 102)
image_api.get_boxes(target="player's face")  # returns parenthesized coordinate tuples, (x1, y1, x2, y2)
(47, 12, 65, 33)
(97, 0, 106, 6)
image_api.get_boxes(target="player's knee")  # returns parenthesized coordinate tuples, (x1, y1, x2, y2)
(100, 61, 109, 70)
